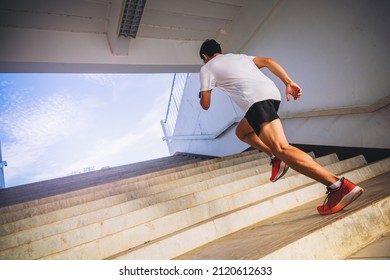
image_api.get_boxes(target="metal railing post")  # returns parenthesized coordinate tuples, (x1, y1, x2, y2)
(0, 141, 7, 189)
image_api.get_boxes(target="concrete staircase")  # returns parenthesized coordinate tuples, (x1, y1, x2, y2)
(0, 150, 389, 260)
(0, 153, 206, 208)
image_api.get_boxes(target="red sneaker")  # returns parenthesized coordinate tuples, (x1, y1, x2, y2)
(317, 178, 364, 215)
(270, 157, 289, 182)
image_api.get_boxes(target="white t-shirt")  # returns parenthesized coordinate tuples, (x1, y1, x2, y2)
(200, 53, 281, 112)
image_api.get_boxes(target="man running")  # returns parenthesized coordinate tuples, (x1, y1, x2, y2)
(198, 39, 363, 215)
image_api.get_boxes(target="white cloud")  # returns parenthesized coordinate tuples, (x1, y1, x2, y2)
(78, 74, 124, 87)
(1, 73, 173, 186)
(65, 88, 171, 172)
(2, 91, 92, 184)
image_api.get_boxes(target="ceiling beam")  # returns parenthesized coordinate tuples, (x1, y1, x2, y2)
(107, 0, 132, 56)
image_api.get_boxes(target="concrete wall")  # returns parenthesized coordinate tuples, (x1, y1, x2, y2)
(242, 0, 389, 110)
(241, 0, 390, 149)
(168, 74, 248, 156)
(169, 0, 390, 156)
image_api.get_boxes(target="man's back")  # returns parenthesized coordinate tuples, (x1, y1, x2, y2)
(200, 53, 281, 112)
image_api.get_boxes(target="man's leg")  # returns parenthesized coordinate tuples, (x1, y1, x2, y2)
(236, 118, 289, 182)
(259, 118, 339, 186)
(235, 118, 273, 157)
(259, 119, 364, 214)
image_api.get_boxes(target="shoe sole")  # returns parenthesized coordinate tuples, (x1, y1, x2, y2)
(271, 163, 289, 182)
(318, 186, 364, 215)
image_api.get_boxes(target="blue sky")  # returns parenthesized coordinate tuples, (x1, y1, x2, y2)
(0, 73, 174, 187)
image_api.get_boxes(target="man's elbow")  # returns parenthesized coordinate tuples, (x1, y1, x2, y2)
(254, 57, 274, 68)
(199, 90, 211, 110)
(200, 101, 210, 110)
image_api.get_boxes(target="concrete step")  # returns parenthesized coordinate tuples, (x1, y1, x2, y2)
(110, 158, 389, 260)
(0, 150, 258, 208)
(0, 150, 387, 260)
(0, 154, 338, 257)
(175, 171, 390, 260)
(20, 156, 364, 260)
(0, 150, 267, 224)
(346, 230, 390, 260)
(0, 154, 274, 235)
(0, 152, 319, 236)
(0, 154, 204, 207)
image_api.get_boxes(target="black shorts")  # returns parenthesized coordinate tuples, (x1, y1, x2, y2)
(244, 99, 281, 135)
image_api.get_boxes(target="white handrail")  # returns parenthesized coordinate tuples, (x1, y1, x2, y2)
(161, 73, 189, 138)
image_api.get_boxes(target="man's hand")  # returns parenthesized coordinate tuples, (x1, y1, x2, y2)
(286, 81, 302, 101)
(253, 57, 303, 102)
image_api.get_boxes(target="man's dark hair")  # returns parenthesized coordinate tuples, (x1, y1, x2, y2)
(199, 39, 222, 59)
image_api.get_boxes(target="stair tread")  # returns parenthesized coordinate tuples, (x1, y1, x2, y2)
(0, 154, 274, 225)
(0, 150, 263, 211)
(175, 172, 390, 260)
(0, 155, 205, 207)
(107, 156, 372, 260)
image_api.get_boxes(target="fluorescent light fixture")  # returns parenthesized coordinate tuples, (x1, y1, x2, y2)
(119, 0, 147, 38)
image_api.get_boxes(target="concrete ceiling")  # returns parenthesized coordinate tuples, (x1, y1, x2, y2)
(0, 0, 279, 73)
(0, 0, 244, 40)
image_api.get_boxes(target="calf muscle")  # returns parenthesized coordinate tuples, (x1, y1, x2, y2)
(259, 119, 339, 186)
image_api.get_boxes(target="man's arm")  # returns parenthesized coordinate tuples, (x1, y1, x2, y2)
(253, 57, 302, 101)
(199, 90, 211, 110)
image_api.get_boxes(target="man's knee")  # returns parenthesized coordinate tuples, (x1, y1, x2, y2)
(235, 123, 247, 140)
(235, 129, 247, 141)
(236, 119, 255, 140)
(272, 143, 291, 157)
(236, 129, 254, 142)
